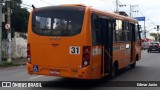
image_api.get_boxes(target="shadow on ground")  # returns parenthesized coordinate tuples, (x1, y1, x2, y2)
(41, 66, 140, 89)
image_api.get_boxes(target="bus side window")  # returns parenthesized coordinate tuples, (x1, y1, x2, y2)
(127, 23, 132, 42)
(113, 20, 116, 43)
(135, 24, 141, 43)
(115, 19, 124, 42)
(122, 22, 131, 42)
(91, 14, 101, 46)
(131, 23, 140, 43)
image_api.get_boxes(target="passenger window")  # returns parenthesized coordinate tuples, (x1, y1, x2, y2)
(113, 21, 116, 43)
(122, 22, 131, 42)
(35, 16, 51, 35)
(91, 14, 101, 46)
(135, 23, 141, 42)
(116, 20, 124, 42)
(36, 16, 51, 29)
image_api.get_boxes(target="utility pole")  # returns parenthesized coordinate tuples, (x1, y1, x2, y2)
(144, 20, 146, 39)
(0, 0, 3, 63)
(6, 0, 11, 62)
(115, 0, 119, 13)
(129, 5, 132, 17)
(157, 25, 159, 42)
(130, 5, 138, 18)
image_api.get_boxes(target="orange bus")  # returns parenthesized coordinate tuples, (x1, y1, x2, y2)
(27, 4, 141, 79)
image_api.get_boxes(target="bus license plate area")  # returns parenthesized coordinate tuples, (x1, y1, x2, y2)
(49, 69, 60, 75)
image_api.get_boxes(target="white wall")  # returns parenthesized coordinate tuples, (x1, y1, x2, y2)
(2, 32, 27, 59)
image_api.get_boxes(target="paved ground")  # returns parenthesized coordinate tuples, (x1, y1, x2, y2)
(0, 50, 160, 90)
(0, 57, 26, 69)
(1, 57, 26, 64)
(11, 57, 26, 65)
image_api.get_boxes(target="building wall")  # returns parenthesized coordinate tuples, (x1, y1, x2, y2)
(2, 32, 27, 59)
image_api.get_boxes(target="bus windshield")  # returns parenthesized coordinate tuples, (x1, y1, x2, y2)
(32, 6, 85, 36)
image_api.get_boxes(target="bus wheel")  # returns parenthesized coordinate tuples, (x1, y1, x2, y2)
(110, 64, 118, 78)
(130, 62, 136, 68)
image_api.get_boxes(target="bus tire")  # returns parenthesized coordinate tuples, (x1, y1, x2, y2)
(110, 63, 118, 78)
(130, 62, 136, 68)
(131, 55, 138, 68)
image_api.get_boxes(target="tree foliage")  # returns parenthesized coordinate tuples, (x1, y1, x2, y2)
(11, 8, 29, 33)
(150, 33, 160, 42)
(150, 33, 157, 37)
(2, 0, 29, 40)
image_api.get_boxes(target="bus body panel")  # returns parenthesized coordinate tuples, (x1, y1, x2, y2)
(29, 31, 86, 68)
(132, 42, 141, 61)
(112, 42, 131, 69)
(31, 44, 82, 68)
(27, 5, 141, 79)
(91, 46, 103, 79)
(27, 63, 93, 79)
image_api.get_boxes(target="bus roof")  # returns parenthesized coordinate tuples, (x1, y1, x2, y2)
(90, 7, 138, 23)
(33, 4, 138, 23)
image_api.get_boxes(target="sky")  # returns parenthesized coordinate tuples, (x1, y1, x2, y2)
(22, 0, 160, 33)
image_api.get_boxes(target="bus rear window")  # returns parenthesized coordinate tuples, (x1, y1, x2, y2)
(32, 6, 85, 36)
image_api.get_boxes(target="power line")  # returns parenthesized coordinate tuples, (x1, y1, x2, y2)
(21, 3, 32, 7)
(38, 0, 53, 5)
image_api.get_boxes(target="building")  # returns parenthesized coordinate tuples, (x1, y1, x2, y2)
(2, 32, 27, 59)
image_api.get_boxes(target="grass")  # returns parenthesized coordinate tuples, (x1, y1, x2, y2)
(0, 62, 20, 67)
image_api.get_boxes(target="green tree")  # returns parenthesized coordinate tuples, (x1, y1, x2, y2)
(2, 0, 29, 40)
(150, 33, 160, 42)
(11, 0, 22, 8)
(11, 8, 29, 33)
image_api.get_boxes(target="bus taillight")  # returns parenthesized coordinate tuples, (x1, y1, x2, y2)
(27, 43, 31, 63)
(82, 46, 91, 67)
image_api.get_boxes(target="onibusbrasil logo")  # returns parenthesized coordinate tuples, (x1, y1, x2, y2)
(1, 82, 42, 87)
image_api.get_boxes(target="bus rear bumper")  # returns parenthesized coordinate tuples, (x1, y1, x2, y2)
(26, 63, 96, 79)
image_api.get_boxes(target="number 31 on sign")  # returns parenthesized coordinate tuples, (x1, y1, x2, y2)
(69, 46, 80, 54)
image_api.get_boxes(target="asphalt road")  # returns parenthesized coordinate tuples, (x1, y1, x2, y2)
(0, 50, 160, 90)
